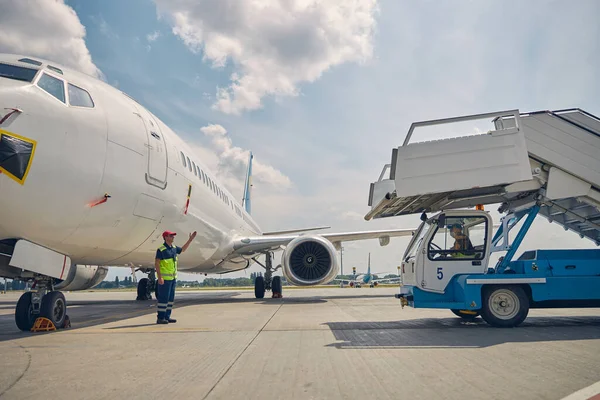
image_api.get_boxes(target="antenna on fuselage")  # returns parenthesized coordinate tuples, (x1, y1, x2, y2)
(242, 151, 253, 215)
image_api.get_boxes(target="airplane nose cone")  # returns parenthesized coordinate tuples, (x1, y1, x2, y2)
(0, 62, 108, 249)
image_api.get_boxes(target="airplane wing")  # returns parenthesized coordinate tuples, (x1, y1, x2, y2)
(332, 278, 356, 284)
(372, 277, 401, 283)
(231, 228, 415, 256)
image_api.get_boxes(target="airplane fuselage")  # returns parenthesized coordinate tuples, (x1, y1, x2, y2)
(0, 54, 261, 274)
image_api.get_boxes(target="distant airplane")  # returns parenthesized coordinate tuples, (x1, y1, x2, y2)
(0, 54, 416, 331)
(336, 253, 401, 288)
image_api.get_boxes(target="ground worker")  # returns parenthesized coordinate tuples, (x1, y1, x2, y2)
(155, 230, 196, 324)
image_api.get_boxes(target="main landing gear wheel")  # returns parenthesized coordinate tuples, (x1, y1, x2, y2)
(272, 276, 282, 298)
(15, 292, 37, 331)
(40, 291, 67, 329)
(136, 278, 152, 300)
(451, 309, 480, 321)
(252, 251, 282, 299)
(255, 276, 265, 299)
(481, 285, 529, 328)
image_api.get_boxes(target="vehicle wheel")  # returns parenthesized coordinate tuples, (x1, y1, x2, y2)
(136, 278, 151, 300)
(15, 292, 36, 331)
(451, 309, 480, 321)
(255, 276, 265, 299)
(40, 291, 67, 329)
(272, 276, 282, 295)
(481, 285, 529, 328)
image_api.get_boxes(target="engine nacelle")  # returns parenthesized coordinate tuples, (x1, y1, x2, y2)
(281, 235, 339, 286)
(53, 265, 109, 291)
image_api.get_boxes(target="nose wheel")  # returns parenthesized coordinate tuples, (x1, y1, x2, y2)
(15, 279, 69, 331)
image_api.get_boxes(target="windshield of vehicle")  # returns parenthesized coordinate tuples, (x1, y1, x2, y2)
(403, 220, 430, 261)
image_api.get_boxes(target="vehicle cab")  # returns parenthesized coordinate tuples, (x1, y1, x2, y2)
(399, 209, 494, 299)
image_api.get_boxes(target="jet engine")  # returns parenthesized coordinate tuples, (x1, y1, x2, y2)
(53, 265, 109, 291)
(281, 235, 339, 286)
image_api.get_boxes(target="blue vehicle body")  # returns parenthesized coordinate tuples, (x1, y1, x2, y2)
(401, 249, 600, 311)
(396, 205, 600, 326)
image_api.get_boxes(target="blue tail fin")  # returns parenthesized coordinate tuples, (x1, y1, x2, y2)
(242, 152, 253, 214)
(367, 253, 371, 276)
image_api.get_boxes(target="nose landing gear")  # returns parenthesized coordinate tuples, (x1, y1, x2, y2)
(15, 278, 68, 332)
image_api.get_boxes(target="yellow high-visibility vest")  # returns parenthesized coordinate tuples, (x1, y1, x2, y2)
(157, 245, 178, 280)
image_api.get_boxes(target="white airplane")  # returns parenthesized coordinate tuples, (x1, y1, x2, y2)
(0, 53, 417, 331)
(335, 253, 401, 288)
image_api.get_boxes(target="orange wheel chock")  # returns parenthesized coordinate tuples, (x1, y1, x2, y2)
(31, 317, 56, 332)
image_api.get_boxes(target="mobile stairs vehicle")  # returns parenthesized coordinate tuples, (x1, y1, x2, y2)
(365, 108, 600, 327)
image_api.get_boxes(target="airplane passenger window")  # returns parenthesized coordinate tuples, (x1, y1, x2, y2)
(202, 171, 206, 184)
(37, 73, 65, 103)
(186, 156, 192, 172)
(68, 84, 94, 108)
(192, 162, 197, 176)
(0, 63, 39, 82)
(180, 152, 186, 168)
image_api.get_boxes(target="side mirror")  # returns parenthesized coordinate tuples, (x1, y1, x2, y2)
(437, 214, 446, 228)
(420, 212, 428, 222)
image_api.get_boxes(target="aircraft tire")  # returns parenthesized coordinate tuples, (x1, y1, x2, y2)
(272, 276, 282, 295)
(15, 292, 36, 331)
(481, 285, 529, 328)
(255, 276, 265, 299)
(40, 291, 67, 329)
(136, 278, 151, 300)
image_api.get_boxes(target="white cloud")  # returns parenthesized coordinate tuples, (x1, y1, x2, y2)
(146, 31, 162, 42)
(90, 15, 119, 40)
(340, 211, 364, 221)
(0, 0, 102, 79)
(154, 0, 379, 114)
(199, 124, 292, 193)
(145, 31, 162, 51)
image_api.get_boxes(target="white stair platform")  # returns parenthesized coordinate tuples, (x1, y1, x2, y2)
(366, 108, 600, 245)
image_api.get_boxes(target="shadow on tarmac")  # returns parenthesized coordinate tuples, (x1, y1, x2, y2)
(0, 291, 393, 341)
(324, 315, 600, 349)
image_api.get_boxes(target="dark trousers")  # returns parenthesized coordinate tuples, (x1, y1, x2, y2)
(157, 279, 176, 320)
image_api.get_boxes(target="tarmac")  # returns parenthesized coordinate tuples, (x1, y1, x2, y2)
(0, 287, 599, 400)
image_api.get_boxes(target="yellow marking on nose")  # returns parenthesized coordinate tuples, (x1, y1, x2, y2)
(0, 128, 37, 185)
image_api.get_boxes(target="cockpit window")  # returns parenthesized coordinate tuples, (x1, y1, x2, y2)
(18, 58, 42, 66)
(47, 65, 63, 75)
(68, 83, 94, 108)
(37, 73, 65, 103)
(0, 63, 38, 82)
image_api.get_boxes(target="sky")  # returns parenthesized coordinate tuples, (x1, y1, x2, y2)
(0, 0, 599, 282)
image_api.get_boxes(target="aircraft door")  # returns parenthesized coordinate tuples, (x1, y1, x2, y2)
(137, 109, 168, 189)
(419, 215, 491, 293)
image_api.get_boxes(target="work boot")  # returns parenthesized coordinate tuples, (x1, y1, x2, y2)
(156, 319, 168, 324)
(167, 318, 177, 323)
